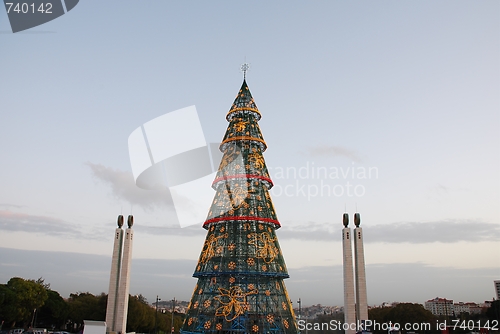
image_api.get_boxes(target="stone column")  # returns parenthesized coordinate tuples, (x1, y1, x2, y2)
(354, 213, 368, 324)
(115, 216, 134, 334)
(342, 213, 356, 334)
(105, 216, 124, 333)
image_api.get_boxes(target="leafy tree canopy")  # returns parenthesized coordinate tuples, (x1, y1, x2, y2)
(6, 277, 49, 326)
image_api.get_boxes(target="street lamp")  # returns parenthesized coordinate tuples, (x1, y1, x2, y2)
(297, 298, 301, 320)
(297, 298, 302, 334)
(155, 295, 161, 334)
(30, 308, 37, 328)
(171, 297, 176, 334)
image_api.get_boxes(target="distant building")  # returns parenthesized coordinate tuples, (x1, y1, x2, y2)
(495, 280, 500, 300)
(453, 302, 469, 315)
(379, 302, 400, 308)
(453, 302, 483, 315)
(425, 297, 454, 316)
(467, 303, 484, 315)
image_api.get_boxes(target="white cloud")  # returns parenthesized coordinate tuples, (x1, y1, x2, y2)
(278, 220, 500, 243)
(86, 162, 174, 211)
(0, 203, 26, 209)
(137, 224, 205, 237)
(368, 220, 500, 243)
(0, 210, 81, 237)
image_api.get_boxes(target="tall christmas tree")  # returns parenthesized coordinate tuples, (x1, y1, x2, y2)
(180, 76, 298, 334)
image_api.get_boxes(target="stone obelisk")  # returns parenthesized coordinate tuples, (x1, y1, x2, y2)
(105, 215, 134, 334)
(342, 213, 356, 334)
(105, 216, 124, 333)
(115, 216, 134, 334)
(353, 213, 368, 325)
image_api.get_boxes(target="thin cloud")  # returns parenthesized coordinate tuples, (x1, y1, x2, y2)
(369, 220, 500, 243)
(137, 224, 205, 237)
(306, 145, 362, 163)
(86, 162, 174, 211)
(0, 203, 26, 209)
(278, 221, 338, 242)
(0, 210, 81, 237)
(277, 220, 500, 243)
(0, 210, 111, 241)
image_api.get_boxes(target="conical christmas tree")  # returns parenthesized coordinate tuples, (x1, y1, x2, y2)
(181, 79, 298, 334)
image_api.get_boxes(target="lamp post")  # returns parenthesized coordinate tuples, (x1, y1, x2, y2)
(155, 295, 161, 334)
(171, 297, 176, 334)
(297, 298, 301, 320)
(297, 298, 302, 334)
(30, 308, 37, 328)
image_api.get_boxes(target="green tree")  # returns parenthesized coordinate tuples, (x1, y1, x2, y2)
(369, 303, 437, 334)
(0, 284, 18, 328)
(67, 292, 106, 329)
(158, 309, 184, 334)
(37, 289, 69, 330)
(307, 312, 344, 334)
(6, 277, 48, 327)
(485, 300, 500, 321)
(127, 295, 155, 333)
(125, 295, 184, 334)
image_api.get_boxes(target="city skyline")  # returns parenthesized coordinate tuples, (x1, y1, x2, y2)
(0, 1, 499, 307)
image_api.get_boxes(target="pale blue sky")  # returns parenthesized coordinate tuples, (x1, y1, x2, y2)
(0, 1, 499, 306)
